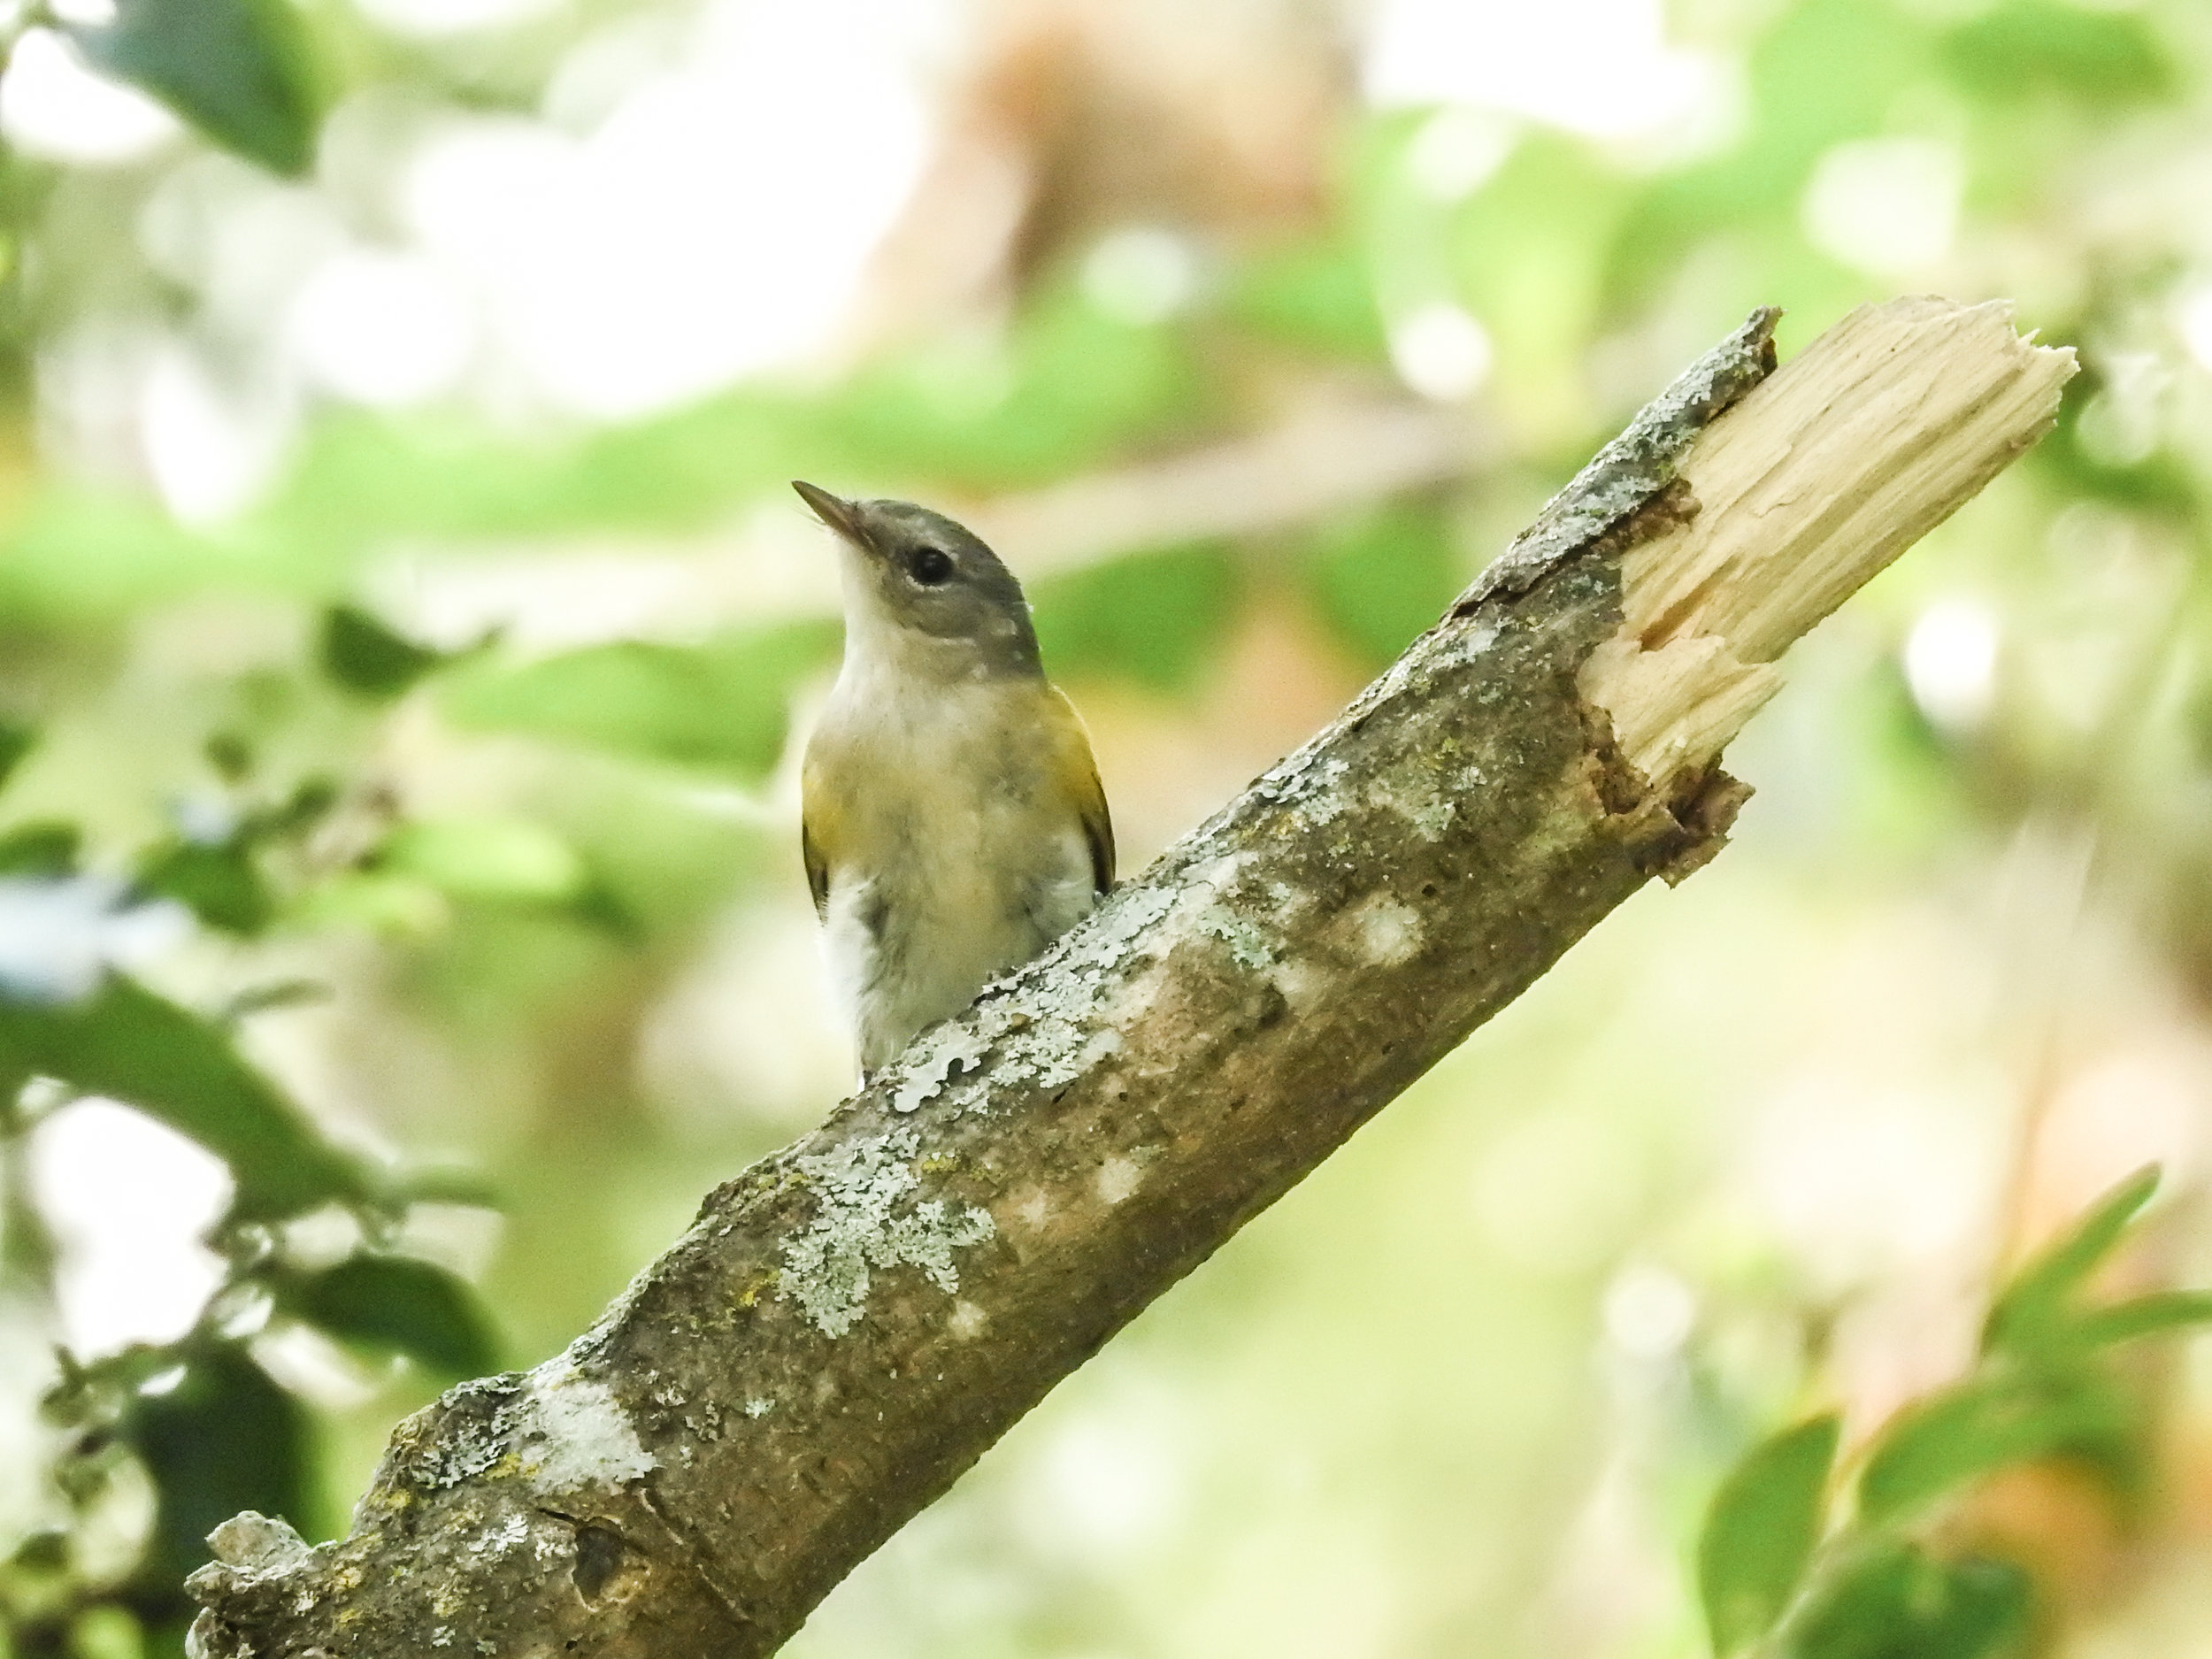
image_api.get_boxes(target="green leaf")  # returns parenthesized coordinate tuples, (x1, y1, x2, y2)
(1939, 2, 2176, 106)
(319, 605, 452, 700)
(567, 874, 647, 944)
(249, 776, 341, 839)
(69, 0, 321, 178)
(1787, 1541, 2032, 1659)
(441, 621, 838, 780)
(0, 977, 366, 1220)
(204, 730, 255, 782)
(825, 286, 1210, 488)
(1983, 1164, 2160, 1358)
(135, 838, 274, 935)
(374, 818, 586, 903)
(1855, 1368, 2136, 1525)
(0, 820, 81, 877)
(1032, 543, 1240, 696)
(1224, 237, 1389, 360)
(219, 978, 331, 1022)
(288, 870, 445, 934)
(1302, 500, 1463, 669)
(2071, 1290, 2212, 1349)
(375, 1162, 499, 1210)
(69, 1605, 147, 1659)
(275, 1254, 497, 1377)
(0, 721, 34, 793)
(125, 1344, 314, 1599)
(1700, 1414, 1839, 1655)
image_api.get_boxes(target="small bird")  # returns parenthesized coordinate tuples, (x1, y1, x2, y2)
(794, 481, 1113, 1077)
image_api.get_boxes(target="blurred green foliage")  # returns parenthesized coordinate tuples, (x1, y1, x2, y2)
(1032, 545, 1240, 695)
(1300, 500, 1463, 668)
(4, 0, 2212, 1655)
(0, 976, 366, 1219)
(272, 1254, 499, 1376)
(1699, 1168, 2212, 1659)
(69, 0, 322, 176)
(442, 620, 839, 779)
(1701, 1414, 1839, 1655)
(319, 605, 460, 700)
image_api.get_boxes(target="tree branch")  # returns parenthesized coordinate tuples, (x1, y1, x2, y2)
(185, 298, 2075, 1659)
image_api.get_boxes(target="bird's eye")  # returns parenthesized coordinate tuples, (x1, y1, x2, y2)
(908, 546, 953, 586)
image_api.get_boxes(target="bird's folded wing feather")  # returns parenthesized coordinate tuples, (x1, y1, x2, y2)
(1048, 686, 1115, 895)
(800, 756, 833, 921)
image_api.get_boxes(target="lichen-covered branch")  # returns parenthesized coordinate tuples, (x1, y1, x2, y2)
(185, 300, 2074, 1659)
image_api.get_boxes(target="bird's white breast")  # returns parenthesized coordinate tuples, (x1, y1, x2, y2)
(810, 652, 1095, 1073)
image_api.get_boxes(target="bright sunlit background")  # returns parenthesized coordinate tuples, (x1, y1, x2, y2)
(5, 0, 2212, 1655)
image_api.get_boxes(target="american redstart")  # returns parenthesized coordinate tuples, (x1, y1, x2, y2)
(794, 481, 1113, 1077)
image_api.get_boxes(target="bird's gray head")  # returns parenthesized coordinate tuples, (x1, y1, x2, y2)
(795, 481, 1042, 680)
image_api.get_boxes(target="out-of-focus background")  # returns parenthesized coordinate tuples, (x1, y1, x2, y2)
(4, 0, 2212, 1655)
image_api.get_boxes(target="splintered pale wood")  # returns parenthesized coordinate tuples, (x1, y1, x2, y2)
(187, 301, 2070, 1659)
(1581, 296, 2075, 789)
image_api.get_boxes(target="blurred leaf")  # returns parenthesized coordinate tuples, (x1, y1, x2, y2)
(244, 775, 340, 841)
(1939, 2, 2176, 106)
(441, 621, 838, 779)
(375, 1163, 499, 1210)
(289, 870, 446, 935)
(1855, 1367, 2137, 1525)
(1604, 0, 1929, 315)
(69, 0, 320, 177)
(0, 821, 81, 877)
(1700, 1413, 1839, 1655)
(70, 1606, 147, 1659)
(1442, 133, 1633, 431)
(567, 874, 647, 944)
(1787, 1542, 2032, 1659)
(2071, 1289, 2212, 1348)
(2033, 378, 2199, 516)
(1983, 1164, 2159, 1358)
(828, 288, 1211, 488)
(319, 606, 452, 700)
(0, 720, 33, 792)
(1033, 543, 1240, 695)
(219, 978, 331, 1022)
(125, 1345, 313, 1598)
(204, 731, 254, 782)
(271, 400, 819, 551)
(1302, 500, 1463, 668)
(15, 1527, 71, 1575)
(274, 1254, 497, 1377)
(0, 976, 365, 1220)
(0, 488, 296, 626)
(1225, 237, 1388, 360)
(374, 818, 586, 903)
(135, 838, 273, 935)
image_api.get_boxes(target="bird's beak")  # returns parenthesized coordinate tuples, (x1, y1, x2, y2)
(793, 480, 863, 542)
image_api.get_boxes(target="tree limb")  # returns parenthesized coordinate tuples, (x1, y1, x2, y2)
(185, 297, 2075, 1659)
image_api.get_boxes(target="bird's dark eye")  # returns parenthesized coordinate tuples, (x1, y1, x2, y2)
(908, 546, 953, 586)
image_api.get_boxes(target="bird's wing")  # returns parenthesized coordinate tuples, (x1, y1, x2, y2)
(800, 756, 833, 921)
(1049, 686, 1115, 895)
